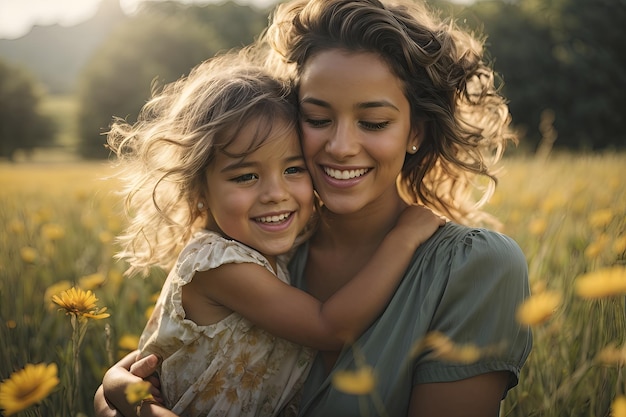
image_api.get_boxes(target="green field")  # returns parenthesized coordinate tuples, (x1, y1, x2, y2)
(0, 154, 624, 416)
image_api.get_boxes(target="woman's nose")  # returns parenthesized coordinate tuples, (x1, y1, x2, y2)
(325, 122, 359, 159)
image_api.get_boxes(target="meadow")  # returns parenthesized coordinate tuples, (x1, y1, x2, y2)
(0, 152, 624, 416)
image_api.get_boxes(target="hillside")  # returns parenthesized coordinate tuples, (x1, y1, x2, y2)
(0, 0, 128, 94)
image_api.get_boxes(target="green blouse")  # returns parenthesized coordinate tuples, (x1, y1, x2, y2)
(288, 222, 532, 417)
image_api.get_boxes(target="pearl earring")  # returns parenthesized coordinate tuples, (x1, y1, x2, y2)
(410, 145, 417, 153)
(197, 202, 205, 210)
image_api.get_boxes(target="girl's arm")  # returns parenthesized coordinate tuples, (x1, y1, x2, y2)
(190, 205, 444, 350)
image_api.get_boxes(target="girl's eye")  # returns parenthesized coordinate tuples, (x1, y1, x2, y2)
(285, 166, 307, 175)
(232, 173, 258, 183)
(303, 118, 330, 128)
(360, 121, 390, 131)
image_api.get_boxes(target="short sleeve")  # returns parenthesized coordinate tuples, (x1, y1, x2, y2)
(414, 229, 533, 395)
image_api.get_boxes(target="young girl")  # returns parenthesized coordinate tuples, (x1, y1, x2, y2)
(104, 53, 444, 417)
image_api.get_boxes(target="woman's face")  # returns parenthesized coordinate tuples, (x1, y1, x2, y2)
(298, 49, 420, 215)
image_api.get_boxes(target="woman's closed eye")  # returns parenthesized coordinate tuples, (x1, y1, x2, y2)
(303, 118, 330, 128)
(359, 120, 390, 131)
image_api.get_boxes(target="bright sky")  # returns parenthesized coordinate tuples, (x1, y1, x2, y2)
(0, 0, 280, 39)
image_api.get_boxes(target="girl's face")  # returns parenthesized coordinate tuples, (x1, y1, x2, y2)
(205, 118, 313, 258)
(298, 50, 420, 215)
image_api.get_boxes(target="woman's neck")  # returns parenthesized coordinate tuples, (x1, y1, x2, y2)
(314, 192, 407, 251)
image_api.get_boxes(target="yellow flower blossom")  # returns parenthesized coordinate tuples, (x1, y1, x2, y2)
(332, 365, 376, 395)
(528, 218, 548, 236)
(411, 332, 481, 364)
(118, 334, 140, 351)
(52, 287, 110, 320)
(44, 280, 72, 310)
(589, 208, 613, 229)
(515, 291, 562, 326)
(613, 235, 626, 255)
(19, 247, 37, 263)
(612, 396, 626, 417)
(595, 343, 626, 366)
(41, 223, 65, 241)
(78, 273, 106, 290)
(124, 380, 152, 405)
(584, 234, 610, 260)
(0, 363, 59, 416)
(575, 267, 626, 299)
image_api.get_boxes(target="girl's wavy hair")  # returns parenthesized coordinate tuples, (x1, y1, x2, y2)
(256, 0, 516, 227)
(107, 53, 299, 276)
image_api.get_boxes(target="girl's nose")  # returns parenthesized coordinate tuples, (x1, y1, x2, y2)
(260, 176, 290, 204)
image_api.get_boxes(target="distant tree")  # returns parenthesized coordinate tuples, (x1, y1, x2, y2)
(0, 60, 56, 160)
(77, 1, 268, 159)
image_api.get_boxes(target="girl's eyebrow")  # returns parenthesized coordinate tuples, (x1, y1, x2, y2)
(300, 97, 399, 111)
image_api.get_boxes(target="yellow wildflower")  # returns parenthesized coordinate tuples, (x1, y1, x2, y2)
(515, 291, 562, 326)
(41, 223, 65, 241)
(528, 218, 547, 236)
(19, 247, 37, 264)
(0, 363, 59, 416)
(575, 267, 626, 299)
(589, 208, 613, 229)
(584, 234, 610, 260)
(124, 380, 152, 405)
(78, 273, 106, 290)
(612, 395, 626, 417)
(52, 287, 110, 320)
(118, 334, 140, 351)
(613, 235, 626, 255)
(332, 365, 376, 395)
(412, 332, 481, 364)
(595, 343, 626, 366)
(43, 280, 72, 310)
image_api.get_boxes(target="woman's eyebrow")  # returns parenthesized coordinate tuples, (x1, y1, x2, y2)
(300, 97, 398, 111)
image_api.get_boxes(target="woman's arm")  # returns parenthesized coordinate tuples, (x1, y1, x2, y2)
(191, 205, 444, 350)
(408, 371, 509, 417)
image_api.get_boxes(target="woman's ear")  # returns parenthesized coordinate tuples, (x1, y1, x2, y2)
(407, 121, 424, 154)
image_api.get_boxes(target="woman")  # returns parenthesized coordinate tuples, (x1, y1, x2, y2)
(96, 0, 532, 415)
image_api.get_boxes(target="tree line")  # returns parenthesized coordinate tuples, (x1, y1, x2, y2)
(1, 0, 623, 160)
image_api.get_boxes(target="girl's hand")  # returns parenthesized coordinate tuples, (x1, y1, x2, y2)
(394, 205, 447, 248)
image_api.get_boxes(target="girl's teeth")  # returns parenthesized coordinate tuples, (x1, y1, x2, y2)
(324, 167, 368, 180)
(257, 213, 291, 223)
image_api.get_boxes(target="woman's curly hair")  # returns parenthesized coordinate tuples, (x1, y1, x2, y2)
(107, 53, 299, 276)
(256, 0, 516, 227)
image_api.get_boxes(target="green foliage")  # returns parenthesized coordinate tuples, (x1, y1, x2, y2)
(76, 1, 268, 159)
(457, 0, 626, 151)
(0, 60, 56, 160)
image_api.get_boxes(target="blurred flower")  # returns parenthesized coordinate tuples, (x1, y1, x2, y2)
(595, 343, 626, 366)
(528, 218, 548, 236)
(0, 363, 59, 416)
(118, 334, 140, 351)
(613, 235, 626, 255)
(589, 208, 613, 229)
(78, 273, 106, 290)
(44, 280, 72, 310)
(98, 230, 114, 244)
(19, 247, 37, 263)
(41, 223, 65, 241)
(6, 320, 16, 329)
(516, 291, 562, 326)
(584, 234, 610, 260)
(540, 194, 566, 215)
(124, 380, 153, 405)
(612, 395, 626, 417)
(52, 287, 110, 320)
(331, 365, 376, 395)
(411, 331, 481, 364)
(575, 267, 626, 299)
(7, 219, 24, 234)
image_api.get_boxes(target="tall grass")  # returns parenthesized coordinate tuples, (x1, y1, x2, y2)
(0, 153, 624, 416)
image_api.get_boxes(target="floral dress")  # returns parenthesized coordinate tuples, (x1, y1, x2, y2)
(138, 230, 315, 417)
